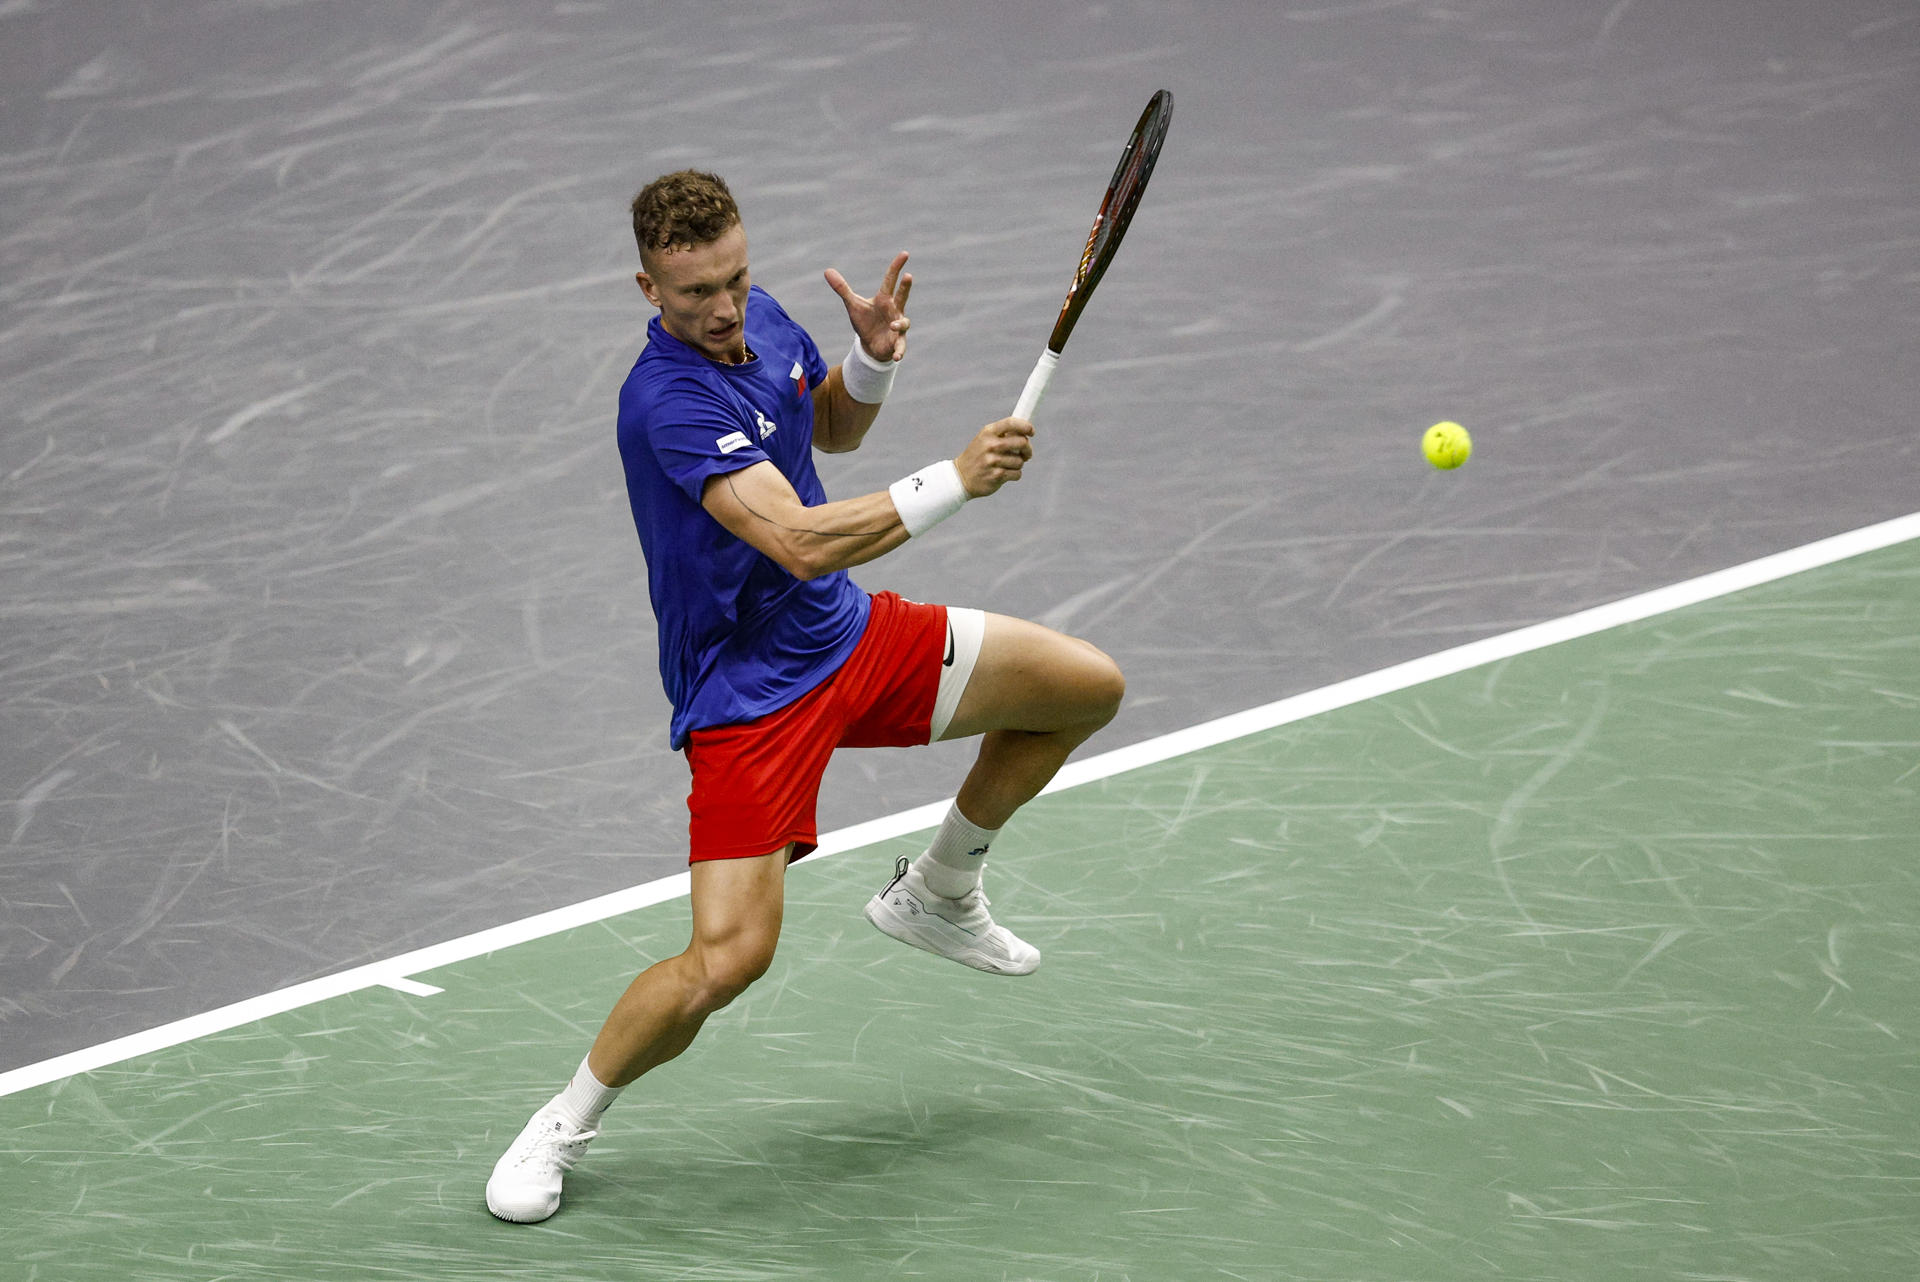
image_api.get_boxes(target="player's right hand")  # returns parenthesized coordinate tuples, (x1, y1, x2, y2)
(955, 417, 1034, 497)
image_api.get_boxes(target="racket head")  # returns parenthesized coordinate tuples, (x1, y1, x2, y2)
(1047, 89, 1174, 354)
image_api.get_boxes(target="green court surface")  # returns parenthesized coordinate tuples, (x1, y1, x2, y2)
(7, 540, 1917, 1281)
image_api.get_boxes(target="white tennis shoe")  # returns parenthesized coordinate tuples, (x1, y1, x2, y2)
(486, 1099, 598, 1224)
(864, 857, 1041, 976)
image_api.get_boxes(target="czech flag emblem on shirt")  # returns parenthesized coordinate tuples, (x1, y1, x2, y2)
(790, 360, 808, 399)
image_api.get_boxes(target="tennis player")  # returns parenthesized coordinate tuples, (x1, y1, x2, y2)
(485, 171, 1124, 1223)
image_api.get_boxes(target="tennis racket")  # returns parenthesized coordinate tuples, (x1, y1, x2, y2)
(1012, 89, 1174, 422)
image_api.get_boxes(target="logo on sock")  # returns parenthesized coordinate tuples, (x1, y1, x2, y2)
(967, 844, 990, 860)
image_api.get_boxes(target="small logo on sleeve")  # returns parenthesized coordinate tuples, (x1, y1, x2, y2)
(716, 430, 750, 454)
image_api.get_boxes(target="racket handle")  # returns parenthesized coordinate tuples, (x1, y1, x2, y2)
(1012, 348, 1059, 422)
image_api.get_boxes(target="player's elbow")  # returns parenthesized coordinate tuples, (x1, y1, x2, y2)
(810, 427, 865, 455)
(778, 541, 838, 582)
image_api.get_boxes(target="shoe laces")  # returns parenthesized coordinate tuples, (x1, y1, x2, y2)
(511, 1111, 597, 1173)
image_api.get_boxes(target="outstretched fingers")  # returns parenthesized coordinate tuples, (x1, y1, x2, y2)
(825, 253, 914, 362)
(880, 251, 912, 309)
(822, 266, 856, 303)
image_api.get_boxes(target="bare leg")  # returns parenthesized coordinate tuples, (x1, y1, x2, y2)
(939, 614, 1125, 828)
(489, 853, 788, 1222)
(861, 614, 1121, 974)
(585, 848, 789, 1088)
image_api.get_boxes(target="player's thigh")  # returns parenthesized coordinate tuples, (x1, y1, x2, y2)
(688, 848, 789, 983)
(938, 613, 1123, 742)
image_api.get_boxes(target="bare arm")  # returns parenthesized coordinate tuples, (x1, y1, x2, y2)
(811, 366, 882, 454)
(701, 417, 1036, 580)
(702, 461, 907, 581)
(812, 251, 912, 454)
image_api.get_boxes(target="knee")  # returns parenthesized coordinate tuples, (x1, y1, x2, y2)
(686, 936, 776, 1015)
(1076, 644, 1126, 728)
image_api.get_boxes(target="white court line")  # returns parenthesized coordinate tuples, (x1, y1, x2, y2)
(3, 510, 1916, 1101)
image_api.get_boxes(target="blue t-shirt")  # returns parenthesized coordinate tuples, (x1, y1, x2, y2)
(617, 286, 870, 749)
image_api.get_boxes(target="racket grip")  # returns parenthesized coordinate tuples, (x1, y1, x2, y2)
(1012, 349, 1059, 422)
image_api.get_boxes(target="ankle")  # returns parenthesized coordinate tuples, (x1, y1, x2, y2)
(557, 1055, 622, 1128)
(913, 852, 972, 900)
(918, 803, 999, 898)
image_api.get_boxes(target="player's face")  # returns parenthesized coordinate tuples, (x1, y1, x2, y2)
(637, 224, 752, 364)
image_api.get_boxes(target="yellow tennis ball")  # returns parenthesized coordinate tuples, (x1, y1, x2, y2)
(1423, 421, 1471, 469)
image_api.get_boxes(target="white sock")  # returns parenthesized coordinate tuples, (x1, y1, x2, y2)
(555, 1056, 621, 1129)
(914, 803, 1000, 899)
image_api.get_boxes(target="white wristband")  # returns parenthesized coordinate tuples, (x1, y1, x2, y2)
(841, 338, 898, 404)
(889, 460, 969, 537)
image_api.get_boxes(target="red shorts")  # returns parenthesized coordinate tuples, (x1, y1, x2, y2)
(684, 591, 945, 863)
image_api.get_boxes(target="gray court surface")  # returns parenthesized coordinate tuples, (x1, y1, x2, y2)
(4, 0, 1917, 1077)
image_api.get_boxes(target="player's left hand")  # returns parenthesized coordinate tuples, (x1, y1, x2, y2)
(824, 252, 912, 363)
